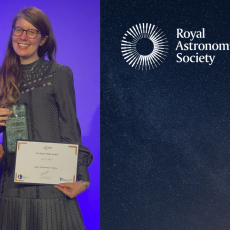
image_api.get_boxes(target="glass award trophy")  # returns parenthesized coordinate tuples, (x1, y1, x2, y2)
(5, 104, 28, 152)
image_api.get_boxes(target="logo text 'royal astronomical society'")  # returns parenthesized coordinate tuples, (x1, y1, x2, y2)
(121, 23, 168, 70)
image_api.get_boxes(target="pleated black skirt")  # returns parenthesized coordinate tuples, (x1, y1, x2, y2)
(0, 196, 85, 230)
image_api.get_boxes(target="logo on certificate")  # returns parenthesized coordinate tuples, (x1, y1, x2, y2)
(18, 174, 23, 179)
(60, 177, 72, 182)
(121, 23, 168, 70)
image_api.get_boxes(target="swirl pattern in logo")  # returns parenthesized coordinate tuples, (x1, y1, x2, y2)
(121, 23, 168, 70)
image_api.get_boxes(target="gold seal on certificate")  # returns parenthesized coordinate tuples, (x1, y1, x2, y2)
(14, 140, 79, 185)
(5, 104, 28, 152)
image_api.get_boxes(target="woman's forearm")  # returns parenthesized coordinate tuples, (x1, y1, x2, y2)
(0, 145, 4, 162)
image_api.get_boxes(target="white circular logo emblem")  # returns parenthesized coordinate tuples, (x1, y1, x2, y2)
(121, 23, 168, 70)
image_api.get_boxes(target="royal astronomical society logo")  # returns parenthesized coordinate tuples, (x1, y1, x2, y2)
(121, 23, 168, 70)
(18, 174, 23, 179)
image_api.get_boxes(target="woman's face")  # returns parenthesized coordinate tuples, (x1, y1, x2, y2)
(12, 17, 47, 64)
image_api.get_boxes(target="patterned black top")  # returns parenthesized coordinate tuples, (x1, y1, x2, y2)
(0, 58, 93, 230)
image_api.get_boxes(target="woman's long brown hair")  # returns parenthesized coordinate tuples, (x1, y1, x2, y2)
(0, 7, 57, 107)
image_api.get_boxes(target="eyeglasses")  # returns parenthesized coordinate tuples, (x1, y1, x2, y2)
(12, 26, 41, 39)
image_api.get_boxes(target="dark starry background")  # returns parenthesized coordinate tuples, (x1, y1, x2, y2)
(101, 0, 230, 229)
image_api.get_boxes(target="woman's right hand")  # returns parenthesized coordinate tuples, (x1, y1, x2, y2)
(0, 145, 4, 160)
(0, 108, 12, 126)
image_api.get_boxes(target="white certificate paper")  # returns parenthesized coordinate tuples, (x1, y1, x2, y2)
(14, 140, 78, 185)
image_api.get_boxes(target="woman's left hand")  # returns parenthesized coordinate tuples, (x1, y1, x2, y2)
(54, 181, 90, 198)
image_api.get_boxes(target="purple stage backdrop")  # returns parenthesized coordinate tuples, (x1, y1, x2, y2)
(0, 1, 100, 229)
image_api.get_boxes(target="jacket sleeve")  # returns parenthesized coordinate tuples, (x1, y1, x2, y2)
(53, 65, 93, 182)
(0, 126, 5, 133)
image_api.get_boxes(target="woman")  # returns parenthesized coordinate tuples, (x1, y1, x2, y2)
(0, 7, 93, 230)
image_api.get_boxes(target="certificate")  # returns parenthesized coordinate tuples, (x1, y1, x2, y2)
(14, 140, 78, 185)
